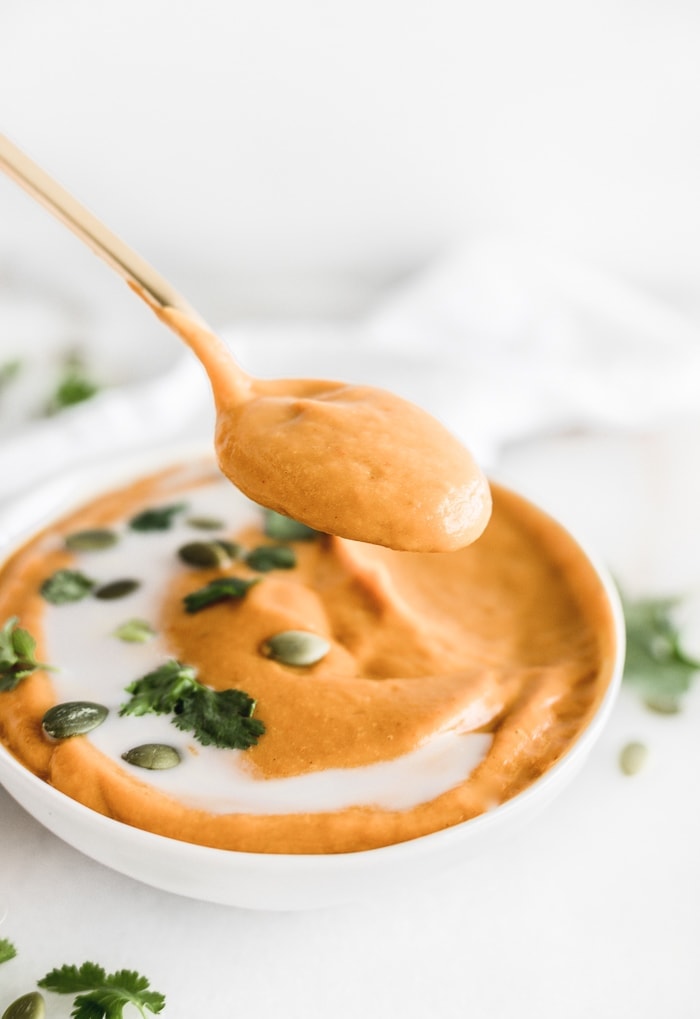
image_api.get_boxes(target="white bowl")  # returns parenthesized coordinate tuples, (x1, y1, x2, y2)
(0, 444, 625, 911)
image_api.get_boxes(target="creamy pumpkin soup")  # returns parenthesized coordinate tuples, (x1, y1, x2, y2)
(0, 459, 617, 854)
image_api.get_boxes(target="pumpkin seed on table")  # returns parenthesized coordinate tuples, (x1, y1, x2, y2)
(64, 528, 119, 552)
(42, 701, 108, 739)
(619, 741, 649, 776)
(122, 743, 181, 770)
(260, 630, 330, 667)
(644, 693, 682, 715)
(94, 578, 140, 600)
(178, 541, 234, 568)
(2, 991, 45, 1019)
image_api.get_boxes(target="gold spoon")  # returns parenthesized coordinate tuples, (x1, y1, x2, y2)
(0, 133, 491, 552)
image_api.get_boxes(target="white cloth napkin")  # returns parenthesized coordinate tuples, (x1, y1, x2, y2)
(229, 235, 700, 467)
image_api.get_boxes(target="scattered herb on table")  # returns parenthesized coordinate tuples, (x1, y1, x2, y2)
(0, 618, 52, 692)
(622, 593, 700, 713)
(38, 962, 165, 1018)
(45, 352, 100, 415)
(40, 569, 95, 605)
(129, 503, 186, 532)
(0, 359, 21, 393)
(183, 575, 259, 614)
(120, 660, 265, 750)
(0, 938, 17, 964)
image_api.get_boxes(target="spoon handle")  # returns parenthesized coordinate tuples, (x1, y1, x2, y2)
(0, 132, 202, 319)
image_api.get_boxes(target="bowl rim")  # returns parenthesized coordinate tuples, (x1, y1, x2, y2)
(0, 440, 626, 872)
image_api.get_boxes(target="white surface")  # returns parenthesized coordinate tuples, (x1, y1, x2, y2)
(1, 1, 700, 316)
(0, 425, 699, 1015)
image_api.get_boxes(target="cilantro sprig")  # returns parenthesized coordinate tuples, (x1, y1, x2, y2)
(0, 937, 17, 964)
(0, 617, 52, 692)
(622, 593, 700, 712)
(120, 660, 265, 750)
(38, 962, 164, 1018)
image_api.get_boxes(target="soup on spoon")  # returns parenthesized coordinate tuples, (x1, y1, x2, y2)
(156, 306, 492, 553)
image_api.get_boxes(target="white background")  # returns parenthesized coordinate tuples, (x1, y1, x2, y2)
(2, 3, 700, 1018)
(2, 0, 700, 319)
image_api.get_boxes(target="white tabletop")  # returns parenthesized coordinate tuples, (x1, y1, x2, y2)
(2, 415, 699, 1019)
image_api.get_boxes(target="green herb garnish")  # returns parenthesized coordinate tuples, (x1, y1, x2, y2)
(129, 503, 186, 532)
(120, 660, 264, 750)
(40, 569, 95, 605)
(112, 619, 156, 644)
(45, 352, 99, 415)
(622, 593, 700, 712)
(183, 576, 259, 614)
(0, 359, 21, 393)
(262, 509, 321, 542)
(0, 617, 51, 691)
(245, 545, 296, 572)
(38, 962, 165, 1018)
(0, 937, 17, 964)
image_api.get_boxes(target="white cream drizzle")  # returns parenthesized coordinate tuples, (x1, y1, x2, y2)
(43, 471, 491, 815)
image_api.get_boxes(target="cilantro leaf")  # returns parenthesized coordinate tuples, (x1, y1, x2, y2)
(0, 937, 17, 964)
(38, 962, 165, 1018)
(622, 593, 700, 710)
(129, 503, 186, 532)
(183, 575, 259, 613)
(40, 569, 95, 605)
(120, 661, 198, 716)
(0, 616, 52, 691)
(120, 660, 265, 750)
(173, 685, 265, 749)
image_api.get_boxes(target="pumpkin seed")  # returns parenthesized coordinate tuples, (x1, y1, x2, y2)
(178, 541, 232, 568)
(42, 701, 108, 739)
(260, 630, 330, 667)
(112, 618, 156, 643)
(644, 693, 682, 715)
(64, 528, 119, 552)
(186, 515, 226, 530)
(246, 545, 296, 572)
(619, 741, 649, 776)
(215, 539, 242, 559)
(2, 991, 45, 1019)
(94, 578, 140, 600)
(122, 743, 181, 770)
